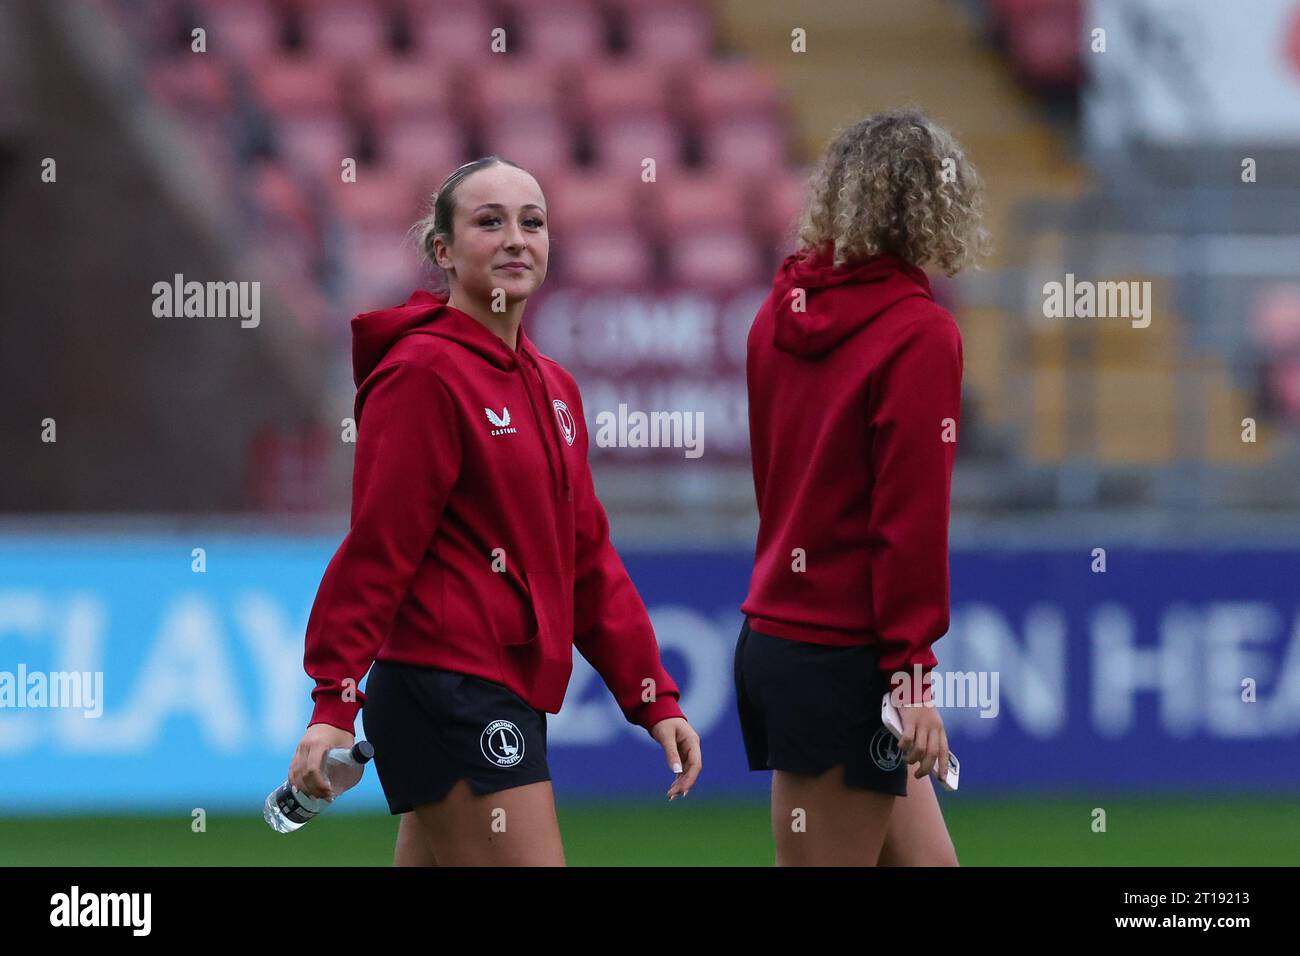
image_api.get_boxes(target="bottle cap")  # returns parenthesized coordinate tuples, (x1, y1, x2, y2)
(352, 740, 376, 764)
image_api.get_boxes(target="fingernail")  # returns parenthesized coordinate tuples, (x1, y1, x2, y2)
(672, 763, 683, 773)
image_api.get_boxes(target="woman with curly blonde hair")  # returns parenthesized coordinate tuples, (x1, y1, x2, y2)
(735, 109, 987, 866)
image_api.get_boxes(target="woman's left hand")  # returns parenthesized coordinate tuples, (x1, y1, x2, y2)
(650, 717, 702, 800)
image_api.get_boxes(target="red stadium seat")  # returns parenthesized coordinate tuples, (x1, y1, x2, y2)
(277, 114, 359, 180)
(327, 167, 423, 231)
(197, 0, 287, 63)
(555, 228, 654, 287)
(543, 170, 638, 233)
(624, 2, 714, 63)
(479, 113, 574, 183)
(408, 0, 500, 64)
(371, 114, 466, 178)
(339, 224, 425, 314)
(664, 227, 763, 288)
(577, 59, 671, 123)
(358, 60, 457, 124)
(680, 59, 782, 124)
(698, 114, 790, 175)
(252, 56, 344, 116)
(1010, 4, 1082, 90)
(464, 57, 565, 127)
(252, 161, 319, 238)
(653, 171, 748, 234)
(298, 0, 396, 61)
(745, 167, 812, 244)
(589, 114, 682, 175)
(514, 0, 608, 63)
(255, 228, 318, 284)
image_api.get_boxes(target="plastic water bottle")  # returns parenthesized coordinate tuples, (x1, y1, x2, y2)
(263, 740, 375, 833)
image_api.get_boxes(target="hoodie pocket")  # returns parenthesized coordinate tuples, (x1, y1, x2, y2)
(514, 569, 574, 669)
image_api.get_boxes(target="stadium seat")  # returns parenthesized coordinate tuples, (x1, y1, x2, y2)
(698, 114, 790, 175)
(679, 59, 781, 125)
(463, 57, 564, 127)
(589, 114, 683, 175)
(1010, 5, 1082, 90)
(408, 0, 500, 64)
(276, 115, 359, 180)
(652, 171, 749, 234)
(298, 0, 397, 61)
(327, 167, 423, 231)
(480, 113, 574, 183)
(745, 167, 810, 244)
(513, 0, 609, 63)
(624, 2, 715, 63)
(252, 56, 344, 116)
(252, 161, 320, 239)
(578, 59, 671, 122)
(338, 225, 425, 315)
(664, 227, 762, 288)
(370, 114, 465, 177)
(543, 171, 639, 233)
(359, 59, 457, 125)
(198, 0, 287, 62)
(555, 228, 655, 287)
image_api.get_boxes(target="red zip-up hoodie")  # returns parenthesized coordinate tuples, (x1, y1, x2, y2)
(303, 289, 686, 734)
(741, 245, 963, 701)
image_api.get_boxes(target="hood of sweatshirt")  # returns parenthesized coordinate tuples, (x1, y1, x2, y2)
(351, 288, 543, 387)
(770, 244, 934, 358)
(349, 288, 572, 500)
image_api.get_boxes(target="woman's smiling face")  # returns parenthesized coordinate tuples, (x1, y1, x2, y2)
(433, 163, 549, 305)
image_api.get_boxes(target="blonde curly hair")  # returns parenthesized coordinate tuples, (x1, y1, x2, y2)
(795, 109, 991, 276)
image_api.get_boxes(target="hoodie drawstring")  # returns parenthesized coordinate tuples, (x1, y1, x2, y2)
(517, 352, 573, 503)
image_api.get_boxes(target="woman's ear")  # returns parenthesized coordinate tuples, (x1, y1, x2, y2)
(432, 239, 452, 272)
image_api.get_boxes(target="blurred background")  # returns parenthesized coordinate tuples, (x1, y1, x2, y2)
(2, 0, 1299, 865)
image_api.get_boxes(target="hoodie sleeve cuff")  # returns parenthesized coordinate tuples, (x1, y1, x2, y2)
(628, 694, 685, 732)
(308, 694, 361, 735)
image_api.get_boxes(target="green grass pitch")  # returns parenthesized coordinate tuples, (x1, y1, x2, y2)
(1, 797, 1294, 866)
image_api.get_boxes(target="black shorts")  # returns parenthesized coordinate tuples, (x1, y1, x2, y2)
(733, 618, 908, 796)
(360, 660, 552, 815)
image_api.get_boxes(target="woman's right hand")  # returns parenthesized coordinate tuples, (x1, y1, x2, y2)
(897, 703, 949, 781)
(288, 723, 355, 800)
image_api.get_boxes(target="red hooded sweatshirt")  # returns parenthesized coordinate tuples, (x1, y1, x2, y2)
(303, 289, 685, 734)
(741, 245, 963, 702)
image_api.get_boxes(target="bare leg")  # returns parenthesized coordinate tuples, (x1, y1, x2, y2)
(877, 770, 959, 866)
(393, 811, 439, 867)
(770, 765, 896, 866)
(411, 779, 565, 867)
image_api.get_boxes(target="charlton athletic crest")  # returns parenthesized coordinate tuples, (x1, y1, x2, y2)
(481, 719, 524, 767)
(553, 399, 576, 446)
